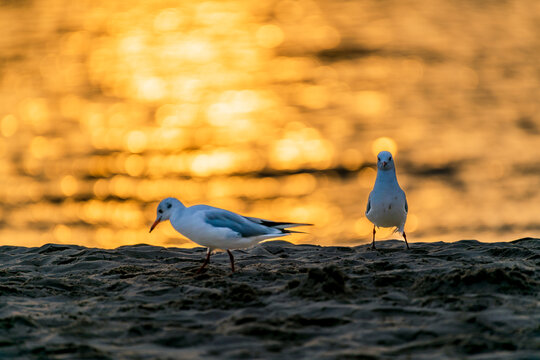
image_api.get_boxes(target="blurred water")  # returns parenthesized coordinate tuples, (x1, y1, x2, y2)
(1, 0, 540, 248)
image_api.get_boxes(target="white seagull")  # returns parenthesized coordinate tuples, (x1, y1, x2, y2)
(149, 197, 311, 273)
(365, 151, 410, 249)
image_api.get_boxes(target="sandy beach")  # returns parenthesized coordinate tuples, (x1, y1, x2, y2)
(0, 239, 538, 359)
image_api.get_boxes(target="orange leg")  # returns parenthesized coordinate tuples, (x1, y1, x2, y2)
(403, 231, 410, 250)
(372, 225, 376, 249)
(196, 248, 211, 274)
(227, 249, 235, 273)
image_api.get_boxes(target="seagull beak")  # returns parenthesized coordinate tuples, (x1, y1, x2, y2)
(382, 161, 387, 167)
(149, 217, 161, 233)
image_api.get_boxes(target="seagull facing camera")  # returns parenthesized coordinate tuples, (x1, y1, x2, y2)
(366, 151, 409, 249)
(376, 151, 394, 171)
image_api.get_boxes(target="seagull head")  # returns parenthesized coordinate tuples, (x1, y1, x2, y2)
(376, 151, 395, 171)
(149, 197, 183, 233)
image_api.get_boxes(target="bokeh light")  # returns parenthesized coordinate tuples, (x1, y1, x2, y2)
(0, 0, 539, 248)
(256, 24, 285, 48)
(371, 137, 398, 157)
(1, 115, 18, 137)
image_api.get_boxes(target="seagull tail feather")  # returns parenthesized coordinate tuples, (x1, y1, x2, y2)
(244, 216, 313, 230)
(281, 228, 308, 234)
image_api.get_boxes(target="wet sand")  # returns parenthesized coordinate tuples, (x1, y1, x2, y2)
(0, 239, 538, 359)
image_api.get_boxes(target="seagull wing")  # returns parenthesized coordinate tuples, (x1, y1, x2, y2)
(243, 216, 312, 229)
(366, 192, 372, 215)
(204, 210, 277, 238)
(404, 196, 408, 214)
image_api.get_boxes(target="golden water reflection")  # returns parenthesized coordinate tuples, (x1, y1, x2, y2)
(1, 0, 540, 248)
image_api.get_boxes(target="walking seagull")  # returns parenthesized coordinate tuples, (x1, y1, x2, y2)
(365, 151, 410, 249)
(149, 197, 311, 273)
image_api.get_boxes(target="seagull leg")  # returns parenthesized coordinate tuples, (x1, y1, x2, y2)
(403, 231, 410, 250)
(372, 226, 376, 250)
(227, 250, 235, 273)
(196, 248, 211, 274)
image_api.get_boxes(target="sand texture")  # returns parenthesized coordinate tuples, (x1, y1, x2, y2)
(0, 239, 538, 359)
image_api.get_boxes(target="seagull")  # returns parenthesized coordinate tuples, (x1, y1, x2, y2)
(149, 197, 311, 273)
(365, 151, 409, 250)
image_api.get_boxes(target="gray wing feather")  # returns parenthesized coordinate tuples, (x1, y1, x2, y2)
(244, 216, 311, 229)
(204, 211, 271, 237)
(404, 196, 408, 214)
(366, 193, 372, 215)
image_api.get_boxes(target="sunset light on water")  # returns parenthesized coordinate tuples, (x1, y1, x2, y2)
(1, 0, 540, 248)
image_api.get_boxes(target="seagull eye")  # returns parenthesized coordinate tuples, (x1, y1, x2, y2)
(389, 157, 392, 161)
(167, 203, 172, 209)
(158, 209, 163, 214)
(377, 157, 380, 162)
